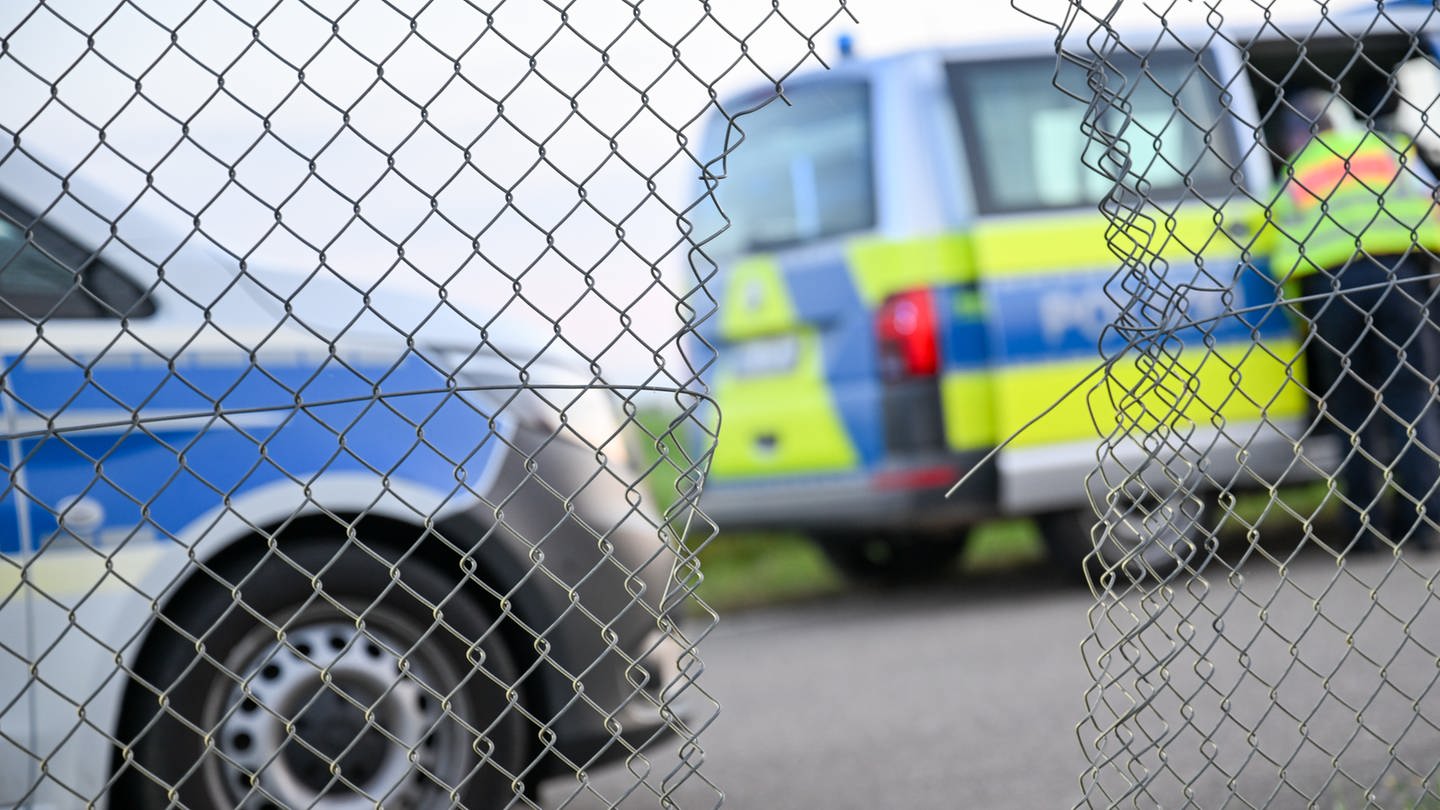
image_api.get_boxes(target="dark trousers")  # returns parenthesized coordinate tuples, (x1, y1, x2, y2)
(1301, 253, 1440, 549)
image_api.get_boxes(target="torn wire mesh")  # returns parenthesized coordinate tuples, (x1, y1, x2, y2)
(1012, 0, 1440, 807)
(0, 1, 850, 807)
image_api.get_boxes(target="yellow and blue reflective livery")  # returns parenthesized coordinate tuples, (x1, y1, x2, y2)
(698, 40, 1318, 533)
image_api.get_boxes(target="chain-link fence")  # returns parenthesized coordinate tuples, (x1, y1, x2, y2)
(0, 1, 850, 807)
(1005, 1, 1440, 807)
(13, 0, 1440, 808)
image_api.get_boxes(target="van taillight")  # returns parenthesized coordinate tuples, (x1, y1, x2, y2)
(876, 289, 939, 379)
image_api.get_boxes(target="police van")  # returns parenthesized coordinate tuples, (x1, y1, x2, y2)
(696, 13, 1440, 582)
(0, 152, 681, 808)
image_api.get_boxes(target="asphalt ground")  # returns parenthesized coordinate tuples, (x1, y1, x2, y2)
(541, 545, 1440, 809)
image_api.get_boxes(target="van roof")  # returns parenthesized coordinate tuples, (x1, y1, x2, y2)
(741, 5, 1437, 97)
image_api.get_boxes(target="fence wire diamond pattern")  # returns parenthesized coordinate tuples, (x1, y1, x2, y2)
(0, 1, 849, 807)
(1013, 1, 1440, 807)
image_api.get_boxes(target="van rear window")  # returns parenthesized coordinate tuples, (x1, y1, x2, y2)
(705, 80, 874, 255)
(946, 51, 1239, 214)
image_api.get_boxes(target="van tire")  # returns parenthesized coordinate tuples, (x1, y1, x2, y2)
(1040, 496, 1212, 585)
(814, 531, 966, 586)
(113, 539, 527, 809)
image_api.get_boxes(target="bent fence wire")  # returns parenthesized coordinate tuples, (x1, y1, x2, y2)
(15, 0, 1440, 807)
(0, 1, 848, 808)
(1014, 1, 1440, 807)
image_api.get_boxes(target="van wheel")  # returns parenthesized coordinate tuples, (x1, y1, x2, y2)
(814, 531, 966, 586)
(114, 539, 527, 809)
(1040, 495, 1213, 585)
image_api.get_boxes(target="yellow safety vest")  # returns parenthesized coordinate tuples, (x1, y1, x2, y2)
(1256, 130, 1440, 280)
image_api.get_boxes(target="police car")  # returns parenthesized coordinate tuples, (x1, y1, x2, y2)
(0, 152, 681, 808)
(696, 16, 1439, 582)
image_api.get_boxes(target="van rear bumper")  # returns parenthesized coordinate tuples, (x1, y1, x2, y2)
(701, 419, 1338, 533)
(699, 451, 999, 532)
(996, 418, 1337, 514)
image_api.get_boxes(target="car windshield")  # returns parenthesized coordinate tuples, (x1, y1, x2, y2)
(946, 50, 1240, 214)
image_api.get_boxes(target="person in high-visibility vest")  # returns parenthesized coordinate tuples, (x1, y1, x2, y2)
(1253, 88, 1440, 553)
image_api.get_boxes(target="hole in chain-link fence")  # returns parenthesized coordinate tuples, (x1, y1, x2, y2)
(0, 1, 850, 808)
(15, 0, 1440, 807)
(1003, 0, 1440, 807)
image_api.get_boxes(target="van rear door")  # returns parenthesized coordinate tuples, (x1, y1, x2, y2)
(703, 79, 887, 485)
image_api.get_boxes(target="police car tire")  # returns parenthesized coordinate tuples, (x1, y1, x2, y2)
(113, 539, 527, 809)
(1040, 499, 1210, 584)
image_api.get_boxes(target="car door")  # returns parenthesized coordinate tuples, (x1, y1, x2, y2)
(0, 198, 159, 803)
(0, 192, 160, 555)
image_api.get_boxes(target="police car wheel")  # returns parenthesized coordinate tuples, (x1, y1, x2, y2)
(813, 532, 966, 586)
(1040, 496, 1212, 584)
(114, 539, 527, 809)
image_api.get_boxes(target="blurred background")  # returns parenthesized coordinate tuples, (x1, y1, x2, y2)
(6, 0, 1440, 806)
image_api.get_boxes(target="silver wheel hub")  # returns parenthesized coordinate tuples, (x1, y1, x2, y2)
(213, 622, 452, 809)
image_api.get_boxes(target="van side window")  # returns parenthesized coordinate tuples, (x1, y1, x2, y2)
(709, 80, 875, 254)
(0, 197, 154, 320)
(947, 52, 1239, 214)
